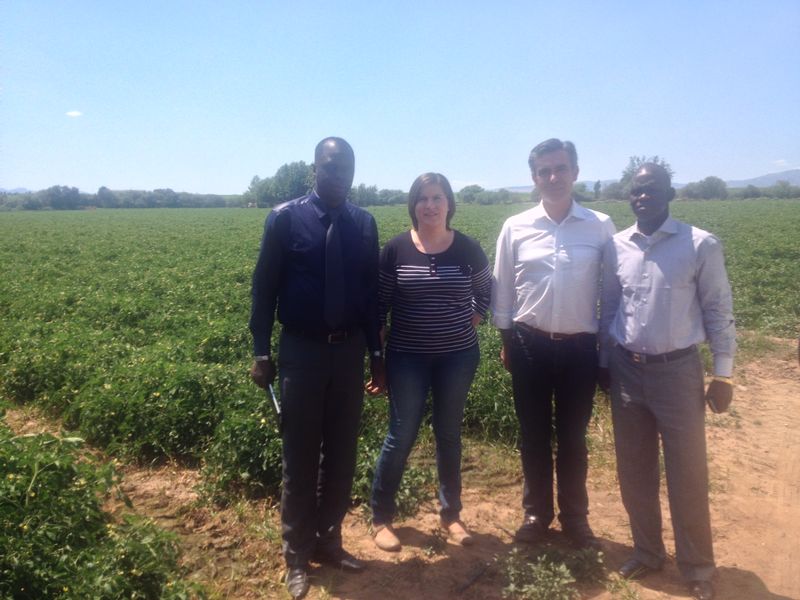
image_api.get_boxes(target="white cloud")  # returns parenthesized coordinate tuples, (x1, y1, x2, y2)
(774, 159, 788, 167)
(66, 111, 82, 118)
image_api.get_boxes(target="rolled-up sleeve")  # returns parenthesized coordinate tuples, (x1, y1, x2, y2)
(598, 238, 621, 368)
(491, 221, 516, 329)
(696, 235, 736, 376)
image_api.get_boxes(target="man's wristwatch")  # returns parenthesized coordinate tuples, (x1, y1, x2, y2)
(254, 354, 271, 362)
(371, 350, 383, 359)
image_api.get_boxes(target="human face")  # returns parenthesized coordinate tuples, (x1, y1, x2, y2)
(531, 149, 578, 205)
(414, 184, 449, 231)
(314, 141, 355, 206)
(629, 169, 672, 227)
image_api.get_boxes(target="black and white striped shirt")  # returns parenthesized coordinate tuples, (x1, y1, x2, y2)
(380, 230, 492, 353)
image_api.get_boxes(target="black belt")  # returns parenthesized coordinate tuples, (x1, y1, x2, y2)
(515, 322, 593, 341)
(620, 345, 696, 364)
(283, 326, 358, 344)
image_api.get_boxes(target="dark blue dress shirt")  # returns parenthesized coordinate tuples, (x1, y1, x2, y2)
(249, 193, 381, 356)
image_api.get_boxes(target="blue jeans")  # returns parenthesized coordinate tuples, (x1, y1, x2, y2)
(371, 344, 480, 525)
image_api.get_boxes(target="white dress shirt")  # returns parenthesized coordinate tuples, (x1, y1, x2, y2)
(491, 199, 616, 334)
(599, 217, 736, 376)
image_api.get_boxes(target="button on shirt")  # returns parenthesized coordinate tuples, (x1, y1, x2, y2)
(599, 217, 736, 376)
(249, 193, 381, 356)
(491, 200, 616, 334)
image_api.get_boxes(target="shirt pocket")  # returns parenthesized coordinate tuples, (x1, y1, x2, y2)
(561, 242, 600, 279)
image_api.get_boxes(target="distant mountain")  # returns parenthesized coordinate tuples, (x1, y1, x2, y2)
(726, 169, 800, 188)
(0, 187, 31, 194)
(500, 180, 623, 194)
(497, 170, 800, 193)
(500, 185, 534, 194)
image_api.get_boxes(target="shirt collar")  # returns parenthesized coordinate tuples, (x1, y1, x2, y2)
(627, 215, 678, 240)
(310, 191, 349, 221)
(532, 197, 587, 223)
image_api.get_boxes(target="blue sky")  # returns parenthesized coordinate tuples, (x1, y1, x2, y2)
(2, 1, 799, 194)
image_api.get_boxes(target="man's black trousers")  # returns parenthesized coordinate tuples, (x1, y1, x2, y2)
(277, 329, 366, 568)
(509, 326, 597, 529)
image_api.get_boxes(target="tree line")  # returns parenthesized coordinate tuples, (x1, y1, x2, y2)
(3, 156, 799, 211)
(0, 186, 236, 211)
(596, 156, 800, 201)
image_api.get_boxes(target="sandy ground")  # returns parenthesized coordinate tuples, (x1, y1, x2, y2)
(6, 341, 799, 599)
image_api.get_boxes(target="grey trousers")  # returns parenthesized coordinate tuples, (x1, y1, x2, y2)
(610, 344, 715, 582)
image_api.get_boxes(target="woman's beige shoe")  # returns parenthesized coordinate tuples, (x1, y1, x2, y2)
(373, 524, 401, 552)
(442, 519, 474, 546)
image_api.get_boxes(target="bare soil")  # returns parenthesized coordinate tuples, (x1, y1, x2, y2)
(6, 340, 799, 599)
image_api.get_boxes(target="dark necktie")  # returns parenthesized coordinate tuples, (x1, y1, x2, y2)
(324, 208, 345, 329)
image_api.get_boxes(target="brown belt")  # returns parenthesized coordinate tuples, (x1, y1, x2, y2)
(515, 322, 593, 341)
(619, 345, 696, 364)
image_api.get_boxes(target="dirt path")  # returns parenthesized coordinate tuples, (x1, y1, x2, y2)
(5, 342, 799, 599)
(325, 343, 800, 600)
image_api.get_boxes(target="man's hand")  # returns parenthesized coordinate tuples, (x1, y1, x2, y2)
(705, 378, 733, 413)
(499, 329, 513, 373)
(250, 357, 276, 389)
(471, 312, 483, 329)
(365, 356, 386, 395)
(597, 367, 611, 394)
(500, 344, 511, 372)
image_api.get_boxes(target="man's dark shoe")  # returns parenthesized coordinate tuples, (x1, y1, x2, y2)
(562, 521, 602, 550)
(285, 567, 309, 600)
(514, 515, 548, 544)
(689, 580, 714, 600)
(618, 557, 660, 580)
(313, 546, 365, 572)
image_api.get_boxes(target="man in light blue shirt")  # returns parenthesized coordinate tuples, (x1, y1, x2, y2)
(599, 163, 735, 600)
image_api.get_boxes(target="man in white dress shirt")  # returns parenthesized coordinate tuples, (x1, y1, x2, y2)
(491, 138, 615, 549)
(599, 163, 734, 600)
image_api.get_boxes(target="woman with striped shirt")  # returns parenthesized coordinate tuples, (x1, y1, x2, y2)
(370, 173, 492, 552)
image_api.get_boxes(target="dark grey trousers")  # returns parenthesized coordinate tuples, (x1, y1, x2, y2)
(278, 329, 366, 568)
(610, 344, 716, 582)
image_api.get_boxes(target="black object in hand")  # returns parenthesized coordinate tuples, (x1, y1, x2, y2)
(705, 379, 733, 413)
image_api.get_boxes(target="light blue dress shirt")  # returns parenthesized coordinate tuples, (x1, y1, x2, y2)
(600, 217, 736, 376)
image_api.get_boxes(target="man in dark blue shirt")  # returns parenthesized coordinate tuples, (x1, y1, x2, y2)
(250, 137, 385, 600)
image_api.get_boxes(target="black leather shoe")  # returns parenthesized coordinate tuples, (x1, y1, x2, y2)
(618, 557, 660, 580)
(514, 515, 548, 544)
(562, 522, 602, 550)
(285, 567, 309, 600)
(313, 546, 365, 573)
(689, 580, 714, 600)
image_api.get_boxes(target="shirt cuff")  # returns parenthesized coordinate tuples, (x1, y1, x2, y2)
(713, 354, 734, 378)
(491, 313, 513, 330)
(252, 335, 272, 357)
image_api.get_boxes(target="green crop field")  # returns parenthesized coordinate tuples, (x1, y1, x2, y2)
(2, 200, 798, 458)
(1, 200, 799, 595)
